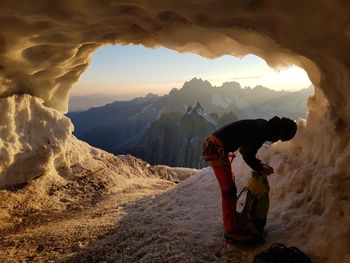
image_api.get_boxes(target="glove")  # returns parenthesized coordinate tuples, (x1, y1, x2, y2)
(261, 164, 274, 175)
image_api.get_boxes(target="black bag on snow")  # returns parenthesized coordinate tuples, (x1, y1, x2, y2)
(254, 243, 312, 263)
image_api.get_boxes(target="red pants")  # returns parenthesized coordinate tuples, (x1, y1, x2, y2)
(212, 161, 238, 233)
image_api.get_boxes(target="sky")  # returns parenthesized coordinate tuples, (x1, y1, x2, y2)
(71, 44, 312, 98)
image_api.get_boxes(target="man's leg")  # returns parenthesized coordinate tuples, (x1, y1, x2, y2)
(211, 160, 237, 233)
(211, 160, 255, 244)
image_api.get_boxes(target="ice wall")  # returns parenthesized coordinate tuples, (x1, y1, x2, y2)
(252, 92, 350, 262)
(0, 95, 72, 186)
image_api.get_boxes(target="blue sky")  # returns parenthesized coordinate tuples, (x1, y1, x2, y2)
(71, 45, 311, 97)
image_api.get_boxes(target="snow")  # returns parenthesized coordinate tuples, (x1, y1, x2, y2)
(140, 103, 154, 113)
(197, 109, 218, 126)
(0, 95, 73, 187)
(0, 122, 197, 229)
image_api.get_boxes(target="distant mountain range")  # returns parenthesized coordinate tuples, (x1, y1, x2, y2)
(68, 94, 122, 112)
(67, 78, 313, 168)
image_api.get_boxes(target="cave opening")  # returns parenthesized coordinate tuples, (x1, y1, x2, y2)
(67, 44, 313, 169)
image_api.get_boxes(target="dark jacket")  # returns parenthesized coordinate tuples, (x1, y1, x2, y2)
(213, 119, 279, 171)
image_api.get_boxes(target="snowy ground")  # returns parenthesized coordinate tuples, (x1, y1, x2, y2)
(1, 136, 349, 262)
(0, 132, 281, 263)
(0, 131, 201, 262)
(1, 144, 349, 262)
(0, 151, 301, 263)
(0, 166, 268, 263)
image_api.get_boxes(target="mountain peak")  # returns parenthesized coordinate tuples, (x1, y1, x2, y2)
(194, 102, 203, 112)
(145, 93, 158, 99)
(182, 77, 213, 90)
(186, 105, 193, 113)
(221, 81, 241, 90)
(186, 102, 204, 115)
(253, 85, 269, 91)
(184, 102, 217, 126)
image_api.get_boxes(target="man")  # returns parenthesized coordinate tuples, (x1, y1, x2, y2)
(202, 116, 297, 245)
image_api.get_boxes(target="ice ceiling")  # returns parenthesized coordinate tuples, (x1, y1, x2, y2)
(0, 0, 349, 122)
(1, 0, 350, 187)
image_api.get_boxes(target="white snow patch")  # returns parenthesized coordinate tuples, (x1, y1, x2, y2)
(130, 103, 154, 118)
(197, 108, 218, 126)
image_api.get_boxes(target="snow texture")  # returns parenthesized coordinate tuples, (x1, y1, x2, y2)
(0, 95, 72, 187)
(0, 125, 197, 229)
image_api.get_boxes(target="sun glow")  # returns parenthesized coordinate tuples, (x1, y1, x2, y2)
(72, 45, 312, 97)
(266, 66, 311, 90)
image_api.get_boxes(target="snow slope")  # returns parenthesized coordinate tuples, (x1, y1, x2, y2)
(63, 143, 350, 263)
(0, 95, 196, 233)
(2, 147, 348, 262)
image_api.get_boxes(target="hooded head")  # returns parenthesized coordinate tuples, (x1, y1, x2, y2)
(268, 116, 297, 142)
(280, 117, 297, 141)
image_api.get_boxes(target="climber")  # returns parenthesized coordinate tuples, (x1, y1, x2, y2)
(202, 116, 297, 245)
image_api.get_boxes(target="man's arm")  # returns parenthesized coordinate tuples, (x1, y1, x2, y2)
(239, 145, 274, 174)
(239, 144, 263, 171)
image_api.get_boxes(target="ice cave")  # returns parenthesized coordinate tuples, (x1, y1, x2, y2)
(0, 1, 349, 262)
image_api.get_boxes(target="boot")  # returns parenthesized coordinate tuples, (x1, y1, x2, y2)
(224, 231, 264, 246)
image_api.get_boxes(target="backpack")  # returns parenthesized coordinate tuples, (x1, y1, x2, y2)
(236, 171, 270, 238)
(254, 243, 312, 263)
